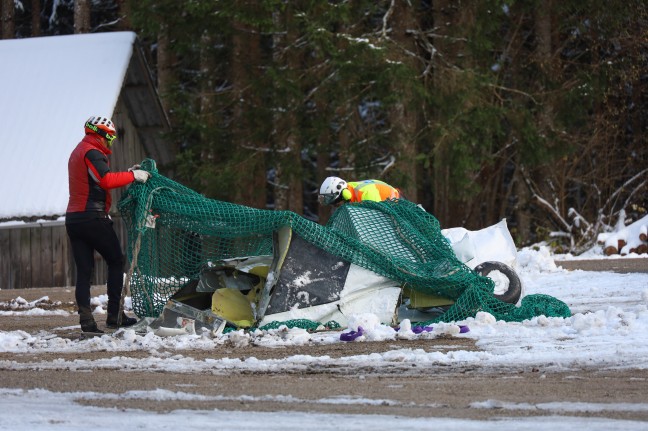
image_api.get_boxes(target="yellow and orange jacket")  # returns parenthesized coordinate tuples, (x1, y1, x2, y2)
(344, 180, 401, 203)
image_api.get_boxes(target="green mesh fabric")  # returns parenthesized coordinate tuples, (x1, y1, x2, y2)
(118, 159, 571, 325)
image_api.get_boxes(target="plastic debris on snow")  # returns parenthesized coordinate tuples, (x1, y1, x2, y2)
(340, 314, 469, 342)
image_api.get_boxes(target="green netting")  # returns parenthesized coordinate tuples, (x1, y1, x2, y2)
(118, 159, 571, 325)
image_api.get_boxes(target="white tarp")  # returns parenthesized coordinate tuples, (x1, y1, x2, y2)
(442, 218, 518, 269)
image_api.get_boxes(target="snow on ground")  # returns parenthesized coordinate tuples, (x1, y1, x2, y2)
(1, 245, 648, 429)
(1, 387, 647, 431)
(3, 387, 647, 431)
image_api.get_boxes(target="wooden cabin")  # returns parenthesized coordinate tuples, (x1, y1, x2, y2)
(0, 32, 172, 289)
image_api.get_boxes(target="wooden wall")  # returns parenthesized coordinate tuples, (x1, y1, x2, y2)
(0, 217, 128, 290)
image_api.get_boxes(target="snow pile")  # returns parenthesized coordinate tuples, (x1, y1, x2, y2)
(515, 244, 560, 272)
(0, 296, 68, 316)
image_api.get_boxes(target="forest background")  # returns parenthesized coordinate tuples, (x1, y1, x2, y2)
(2, 0, 646, 253)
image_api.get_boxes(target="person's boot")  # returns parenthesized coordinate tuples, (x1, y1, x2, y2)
(106, 311, 137, 329)
(79, 306, 103, 333)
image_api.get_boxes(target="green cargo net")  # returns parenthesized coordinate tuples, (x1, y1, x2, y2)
(118, 159, 570, 325)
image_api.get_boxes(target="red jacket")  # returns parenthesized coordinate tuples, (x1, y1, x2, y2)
(66, 134, 134, 216)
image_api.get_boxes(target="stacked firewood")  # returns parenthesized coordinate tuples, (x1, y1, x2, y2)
(598, 217, 648, 256)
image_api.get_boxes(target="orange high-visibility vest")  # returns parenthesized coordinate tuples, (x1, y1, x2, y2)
(346, 180, 400, 202)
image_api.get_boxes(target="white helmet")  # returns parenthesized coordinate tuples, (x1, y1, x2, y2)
(319, 176, 347, 205)
(85, 116, 117, 146)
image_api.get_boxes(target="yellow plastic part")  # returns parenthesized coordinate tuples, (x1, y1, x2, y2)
(212, 288, 255, 328)
(404, 286, 455, 308)
(247, 265, 269, 278)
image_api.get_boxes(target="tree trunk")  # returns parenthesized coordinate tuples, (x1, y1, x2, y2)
(337, 102, 355, 180)
(199, 31, 216, 125)
(272, 8, 303, 213)
(157, 24, 174, 123)
(284, 35, 303, 214)
(74, 0, 91, 34)
(534, 0, 555, 137)
(388, 0, 420, 202)
(513, 163, 532, 245)
(316, 129, 333, 224)
(31, 0, 41, 36)
(199, 30, 217, 180)
(430, 0, 455, 225)
(1, 0, 15, 39)
(115, 0, 131, 30)
(231, 16, 266, 209)
(430, 2, 486, 228)
(531, 0, 560, 232)
(271, 11, 288, 211)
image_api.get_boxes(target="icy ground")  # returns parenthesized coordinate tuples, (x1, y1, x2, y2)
(1, 246, 648, 430)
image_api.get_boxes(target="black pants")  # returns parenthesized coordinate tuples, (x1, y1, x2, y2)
(66, 218, 124, 316)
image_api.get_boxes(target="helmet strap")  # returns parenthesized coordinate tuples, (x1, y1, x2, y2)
(85, 122, 116, 146)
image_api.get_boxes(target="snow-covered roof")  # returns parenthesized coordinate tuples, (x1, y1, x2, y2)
(0, 32, 137, 220)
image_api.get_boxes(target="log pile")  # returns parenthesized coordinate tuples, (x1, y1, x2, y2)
(597, 215, 648, 256)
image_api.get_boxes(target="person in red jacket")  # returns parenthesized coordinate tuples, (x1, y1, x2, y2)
(66, 116, 150, 333)
(318, 176, 401, 206)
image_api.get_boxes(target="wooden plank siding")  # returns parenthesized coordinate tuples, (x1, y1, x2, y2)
(52, 226, 71, 287)
(29, 226, 44, 287)
(10, 228, 31, 288)
(0, 229, 10, 290)
(0, 218, 128, 289)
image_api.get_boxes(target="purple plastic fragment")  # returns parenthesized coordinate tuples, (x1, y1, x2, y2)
(412, 326, 434, 334)
(459, 325, 470, 333)
(340, 326, 364, 342)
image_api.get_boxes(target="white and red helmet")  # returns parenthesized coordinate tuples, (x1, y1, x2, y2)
(84, 116, 117, 146)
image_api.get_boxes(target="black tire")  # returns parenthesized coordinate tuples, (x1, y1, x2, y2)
(474, 261, 522, 304)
